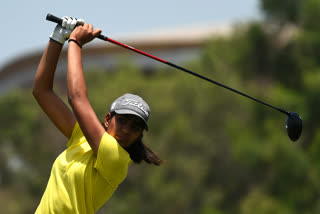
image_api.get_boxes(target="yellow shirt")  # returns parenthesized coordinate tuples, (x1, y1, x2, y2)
(35, 123, 132, 214)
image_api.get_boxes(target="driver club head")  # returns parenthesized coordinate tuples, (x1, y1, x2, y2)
(286, 112, 302, 142)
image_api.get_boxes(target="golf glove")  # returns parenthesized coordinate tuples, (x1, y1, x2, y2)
(49, 16, 85, 45)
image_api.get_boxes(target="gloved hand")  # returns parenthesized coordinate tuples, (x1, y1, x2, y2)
(49, 16, 85, 45)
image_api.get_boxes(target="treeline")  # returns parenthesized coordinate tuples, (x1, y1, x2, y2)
(1, 0, 320, 213)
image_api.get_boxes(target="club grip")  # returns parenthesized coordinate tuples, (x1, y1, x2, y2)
(45, 13, 108, 41)
(46, 13, 63, 25)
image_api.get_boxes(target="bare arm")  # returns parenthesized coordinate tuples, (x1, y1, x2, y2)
(33, 39, 76, 139)
(67, 24, 103, 155)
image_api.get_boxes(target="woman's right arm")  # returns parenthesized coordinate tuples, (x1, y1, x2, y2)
(33, 39, 76, 139)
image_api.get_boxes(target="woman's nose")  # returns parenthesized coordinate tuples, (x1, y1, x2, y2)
(121, 123, 131, 133)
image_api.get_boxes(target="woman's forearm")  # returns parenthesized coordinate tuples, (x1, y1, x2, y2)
(67, 41, 88, 102)
(33, 40, 63, 94)
(67, 23, 102, 103)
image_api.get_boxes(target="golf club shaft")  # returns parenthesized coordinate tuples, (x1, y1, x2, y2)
(46, 13, 290, 116)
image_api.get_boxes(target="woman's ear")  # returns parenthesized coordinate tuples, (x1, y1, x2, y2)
(104, 113, 112, 128)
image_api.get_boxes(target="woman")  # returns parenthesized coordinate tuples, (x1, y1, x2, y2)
(33, 17, 161, 214)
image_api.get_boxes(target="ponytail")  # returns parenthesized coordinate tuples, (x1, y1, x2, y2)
(125, 136, 163, 166)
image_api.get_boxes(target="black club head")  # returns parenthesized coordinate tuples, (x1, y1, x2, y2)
(286, 112, 303, 142)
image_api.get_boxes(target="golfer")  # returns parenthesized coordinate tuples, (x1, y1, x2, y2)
(33, 17, 162, 213)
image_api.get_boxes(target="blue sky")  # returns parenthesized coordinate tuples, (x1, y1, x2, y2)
(0, 0, 261, 68)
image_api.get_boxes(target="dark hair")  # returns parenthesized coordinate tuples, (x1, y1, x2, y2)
(124, 135, 162, 166)
(102, 113, 162, 166)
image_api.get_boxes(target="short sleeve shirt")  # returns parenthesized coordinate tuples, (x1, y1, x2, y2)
(35, 123, 132, 214)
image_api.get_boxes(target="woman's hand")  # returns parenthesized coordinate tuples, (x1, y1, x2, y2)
(50, 16, 85, 45)
(69, 23, 102, 47)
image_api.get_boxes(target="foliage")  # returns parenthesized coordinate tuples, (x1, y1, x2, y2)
(260, 0, 302, 24)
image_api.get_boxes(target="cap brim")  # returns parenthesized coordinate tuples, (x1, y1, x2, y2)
(114, 109, 149, 131)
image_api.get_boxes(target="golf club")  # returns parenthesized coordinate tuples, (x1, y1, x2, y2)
(46, 13, 303, 141)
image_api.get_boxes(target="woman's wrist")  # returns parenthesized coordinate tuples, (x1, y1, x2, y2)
(68, 39, 82, 49)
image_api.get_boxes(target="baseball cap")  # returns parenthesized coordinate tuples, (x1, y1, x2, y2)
(110, 93, 150, 131)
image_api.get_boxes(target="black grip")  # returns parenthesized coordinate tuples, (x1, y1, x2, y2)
(46, 13, 63, 25)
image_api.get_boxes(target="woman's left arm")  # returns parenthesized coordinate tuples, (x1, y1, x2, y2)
(67, 23, 104, 156)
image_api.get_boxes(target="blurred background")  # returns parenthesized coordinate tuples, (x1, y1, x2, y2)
(1, 0, 320, 213)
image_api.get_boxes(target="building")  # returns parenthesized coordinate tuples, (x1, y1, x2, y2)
(0, 24, 231, 96)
